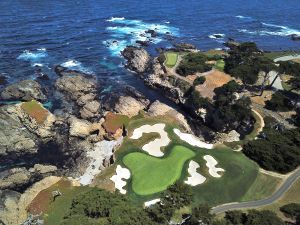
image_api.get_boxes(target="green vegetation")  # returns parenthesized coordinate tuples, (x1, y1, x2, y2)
(265, 91, 293, 111)
(176, 52, 212, 76)
(241, 172, 282, 201)
(123, 145, 195, 195)
(59, 188, 159, 225)
(280, 203, 300, 221)
(167, 76, 192, 94)
(224, 42, 276, 85)
(164, 52, 178, 68)
(21, 100, 49, 124)
(214, 59, 225, 71)
(243, 118, 300, 173)
(193, 76, 206, 86)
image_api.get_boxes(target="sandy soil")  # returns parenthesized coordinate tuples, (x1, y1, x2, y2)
(268, 71, 283, 90)
(173, 128, 213, 149)
(78, 137, 123, 185)
(185, 160, 206, 186)
(110, 165, 131, 194)
(251, 109, 265, 134)
(195, 69, 232, 99)
(131, 123, 170, 157)
(144, 198, 161, 207)
(203, 155, 225, 178)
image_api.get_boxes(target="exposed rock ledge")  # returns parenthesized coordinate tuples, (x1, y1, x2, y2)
(121, 46, 151, 73)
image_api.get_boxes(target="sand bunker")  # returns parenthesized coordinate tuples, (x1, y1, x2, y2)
(131, 123, 170, 157)
(174, 128, 213, 149)
(203, 155, 225, 178)
(110, 165, 131, 194)
(79, 137, 123, 185)
(144, 198, 161, 207)
(185, 160, 206, 186)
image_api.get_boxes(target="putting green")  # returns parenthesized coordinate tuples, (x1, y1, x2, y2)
(123, 145, 195, 195)
(165, 52, 178, 68)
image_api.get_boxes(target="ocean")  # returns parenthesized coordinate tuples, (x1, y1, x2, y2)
(0, 0, 300, 99)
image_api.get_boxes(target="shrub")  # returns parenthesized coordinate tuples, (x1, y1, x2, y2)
(193, 76, 206, 86)
(265, 91, 293, 112)
(280, 203, 300, 219)
(176, 52, 212, 76)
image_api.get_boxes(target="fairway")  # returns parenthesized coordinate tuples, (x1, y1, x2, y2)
(165, 52, 178, 68)
(123, 145, 195, 195)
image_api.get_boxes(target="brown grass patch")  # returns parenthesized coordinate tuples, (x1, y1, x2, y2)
(21, 100, 49, 124)
(102, 112, 129, 134)
(195, 70, 232, 99)
(27, 179, 71, 215)
(250, 90, 273, 106)
(292, 58, 300, 64)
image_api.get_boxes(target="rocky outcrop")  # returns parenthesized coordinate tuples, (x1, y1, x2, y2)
(121, 46, 151, 73)
(0, 80, 46, 101)
(0, 165, 57, 192)
(174, 43, 197, 51)
(114, 96, 148, 118)
(0, 190, 21, 225)
(212, 130, 240, 144)
(0, 75, 8, 86)
(68, 116, 104, 141)
(291, 34, 300, 41)
(148, 100, 191, 131)
(55, 70, 101, 120)
(0, 105, 39, 158)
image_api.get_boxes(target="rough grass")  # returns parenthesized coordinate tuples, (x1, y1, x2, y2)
(21, 100, 48, 124)
(259, 179, 300, 220)
(241, 172, 282, 201)
(27, 179, 92, 225)
(264, 51, 300, 60)
(123, 145, 195, 195)
(102, 112, 129, 134)
(165, 52, 178, 68)
(214, 59, 225, 71)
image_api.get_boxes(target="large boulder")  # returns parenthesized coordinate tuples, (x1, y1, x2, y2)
(121, 46, 151, 73)
(0, 80, 46, 101)
(0, 190, 21, 225)
(114, 96, 148, 118)
(0, 105, 38, 158)
(0, 165, 57, 192)
(55, 71, 101, 120)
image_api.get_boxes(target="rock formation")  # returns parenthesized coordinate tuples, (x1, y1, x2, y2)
(121, 46, 151, 73)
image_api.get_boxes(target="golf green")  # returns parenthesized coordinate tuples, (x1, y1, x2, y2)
(165, 52, 178, 68)
(123, 145, 195, 195)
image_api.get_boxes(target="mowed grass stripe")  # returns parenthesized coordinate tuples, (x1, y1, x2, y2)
(123, 145, 195, 195)
(165, 52, 178, 68)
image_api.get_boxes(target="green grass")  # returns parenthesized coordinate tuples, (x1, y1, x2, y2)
(214, 59, 225, 71)
(165, 52, 178, 68)
(241, 172, 282, 201)
(123, 145, 195, 195)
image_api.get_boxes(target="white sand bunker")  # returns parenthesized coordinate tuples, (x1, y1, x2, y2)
(130, 123, 170, 157)
(173, 128, 213, 149)
(79, 137, 123, 185)
(110, 165, 131, 194)
(185, 160, 206, 186)
(144, 198, 161, 207)
(203, 155, 225, 178)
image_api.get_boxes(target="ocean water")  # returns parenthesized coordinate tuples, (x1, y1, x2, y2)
(0, 0, 300, 97)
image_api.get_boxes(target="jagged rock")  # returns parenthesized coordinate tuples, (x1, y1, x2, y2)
(0, 105, 38, 158)
(29, 164, 57, 174)
(0, 80, 46, 101)
(213, 130, 240, 144)
(148, 100, 191, 131)
(69, 116, 103, 139)
(174, 43, 197, 50)
(80, 100, 101, 119)
(6, 101, 56, 139)
(55, 71, 101, 120)
(291, 34, 300, 41)
(0, 190, 21, 225)
(0, 75, 8, 86)
(114, 96, 148, 118)
(121, 46, 151, 73)
(145, 29, 157, 37)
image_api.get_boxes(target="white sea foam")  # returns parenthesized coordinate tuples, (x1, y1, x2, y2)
(239, 23, 300, 37)
(235, 15, 253, 20)
(106, 17, 125, 22)
(61, 59, 93, 74)
(104, 18, 179, 57)
(208, 33, 225, 39)
(17, 48, 48, 61)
